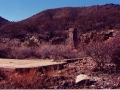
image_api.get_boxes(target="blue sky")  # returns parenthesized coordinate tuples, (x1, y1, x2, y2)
(0, 0, 120, 21)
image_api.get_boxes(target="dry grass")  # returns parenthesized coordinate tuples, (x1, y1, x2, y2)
(0, 69, 46, 89)
(0, 67, 71, 89)
(0, 41, 80, 60)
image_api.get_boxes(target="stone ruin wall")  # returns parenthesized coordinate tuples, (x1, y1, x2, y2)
(68, 28, 79, 49)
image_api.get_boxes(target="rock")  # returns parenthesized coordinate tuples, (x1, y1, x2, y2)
(75, 74, 98, 85)
(90, 85, 97, 89)
(75, 74, 90, 83)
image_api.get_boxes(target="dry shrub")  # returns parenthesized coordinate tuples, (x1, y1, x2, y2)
(82, 42, 112, 71)
(10, 43, 79, 60)
(0, 43, 10, 58)
(0, 42, 41, 59)
(38, 44, 79, 60)
(9, 46, 41, 59)
(0, 69, 48, 89)
(110, 31, 120, 67)
(0, 50, 8, 58)
(0, 41, 79, 59)
(0, 70, 6, 81)
(112, 47, 120, 67)
(81, 31, 120, 72)
(0, 68, 69, 89)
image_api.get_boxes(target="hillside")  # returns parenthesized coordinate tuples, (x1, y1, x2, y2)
(0, 4, 120, 39)
(0, 16, 9, 27)
(0, 4, 119, 60)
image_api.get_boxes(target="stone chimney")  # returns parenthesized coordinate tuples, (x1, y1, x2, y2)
(68, 28, 78, 49)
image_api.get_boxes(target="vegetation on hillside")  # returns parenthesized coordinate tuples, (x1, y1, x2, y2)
(0, 4, 120, 38)
(0, 16, 9, 27)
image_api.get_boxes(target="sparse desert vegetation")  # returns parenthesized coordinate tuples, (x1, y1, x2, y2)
(0, 4, 120, 89)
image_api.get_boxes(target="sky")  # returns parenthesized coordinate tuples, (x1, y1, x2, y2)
(0, 0, 120, 21)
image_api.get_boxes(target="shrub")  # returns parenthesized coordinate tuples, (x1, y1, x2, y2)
(0, 69, 47, 89)
(82, 41, 113, 71)
(0, 42, 79, 60)
(81, 31, 120, 72)
(0, 50, 8, 58)
(37, 44, 79, 60)
(110, 31, 120, 67)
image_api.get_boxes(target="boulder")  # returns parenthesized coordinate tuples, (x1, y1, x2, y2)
(75, 74, 90, 83)
(75, 74, 98, 85)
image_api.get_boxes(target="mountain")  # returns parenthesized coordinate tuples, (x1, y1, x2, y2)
(0, 4, 120, 40)
(0, 16, 9, 27)
(0, 4, 120, 39)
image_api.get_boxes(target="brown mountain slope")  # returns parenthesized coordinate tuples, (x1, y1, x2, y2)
(0, 4, 120, 39)
(0, 16, 9, 27)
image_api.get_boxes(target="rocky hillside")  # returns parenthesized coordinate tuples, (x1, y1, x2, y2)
(0, 16, 9, 27)
(0, 4, 120, 41)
